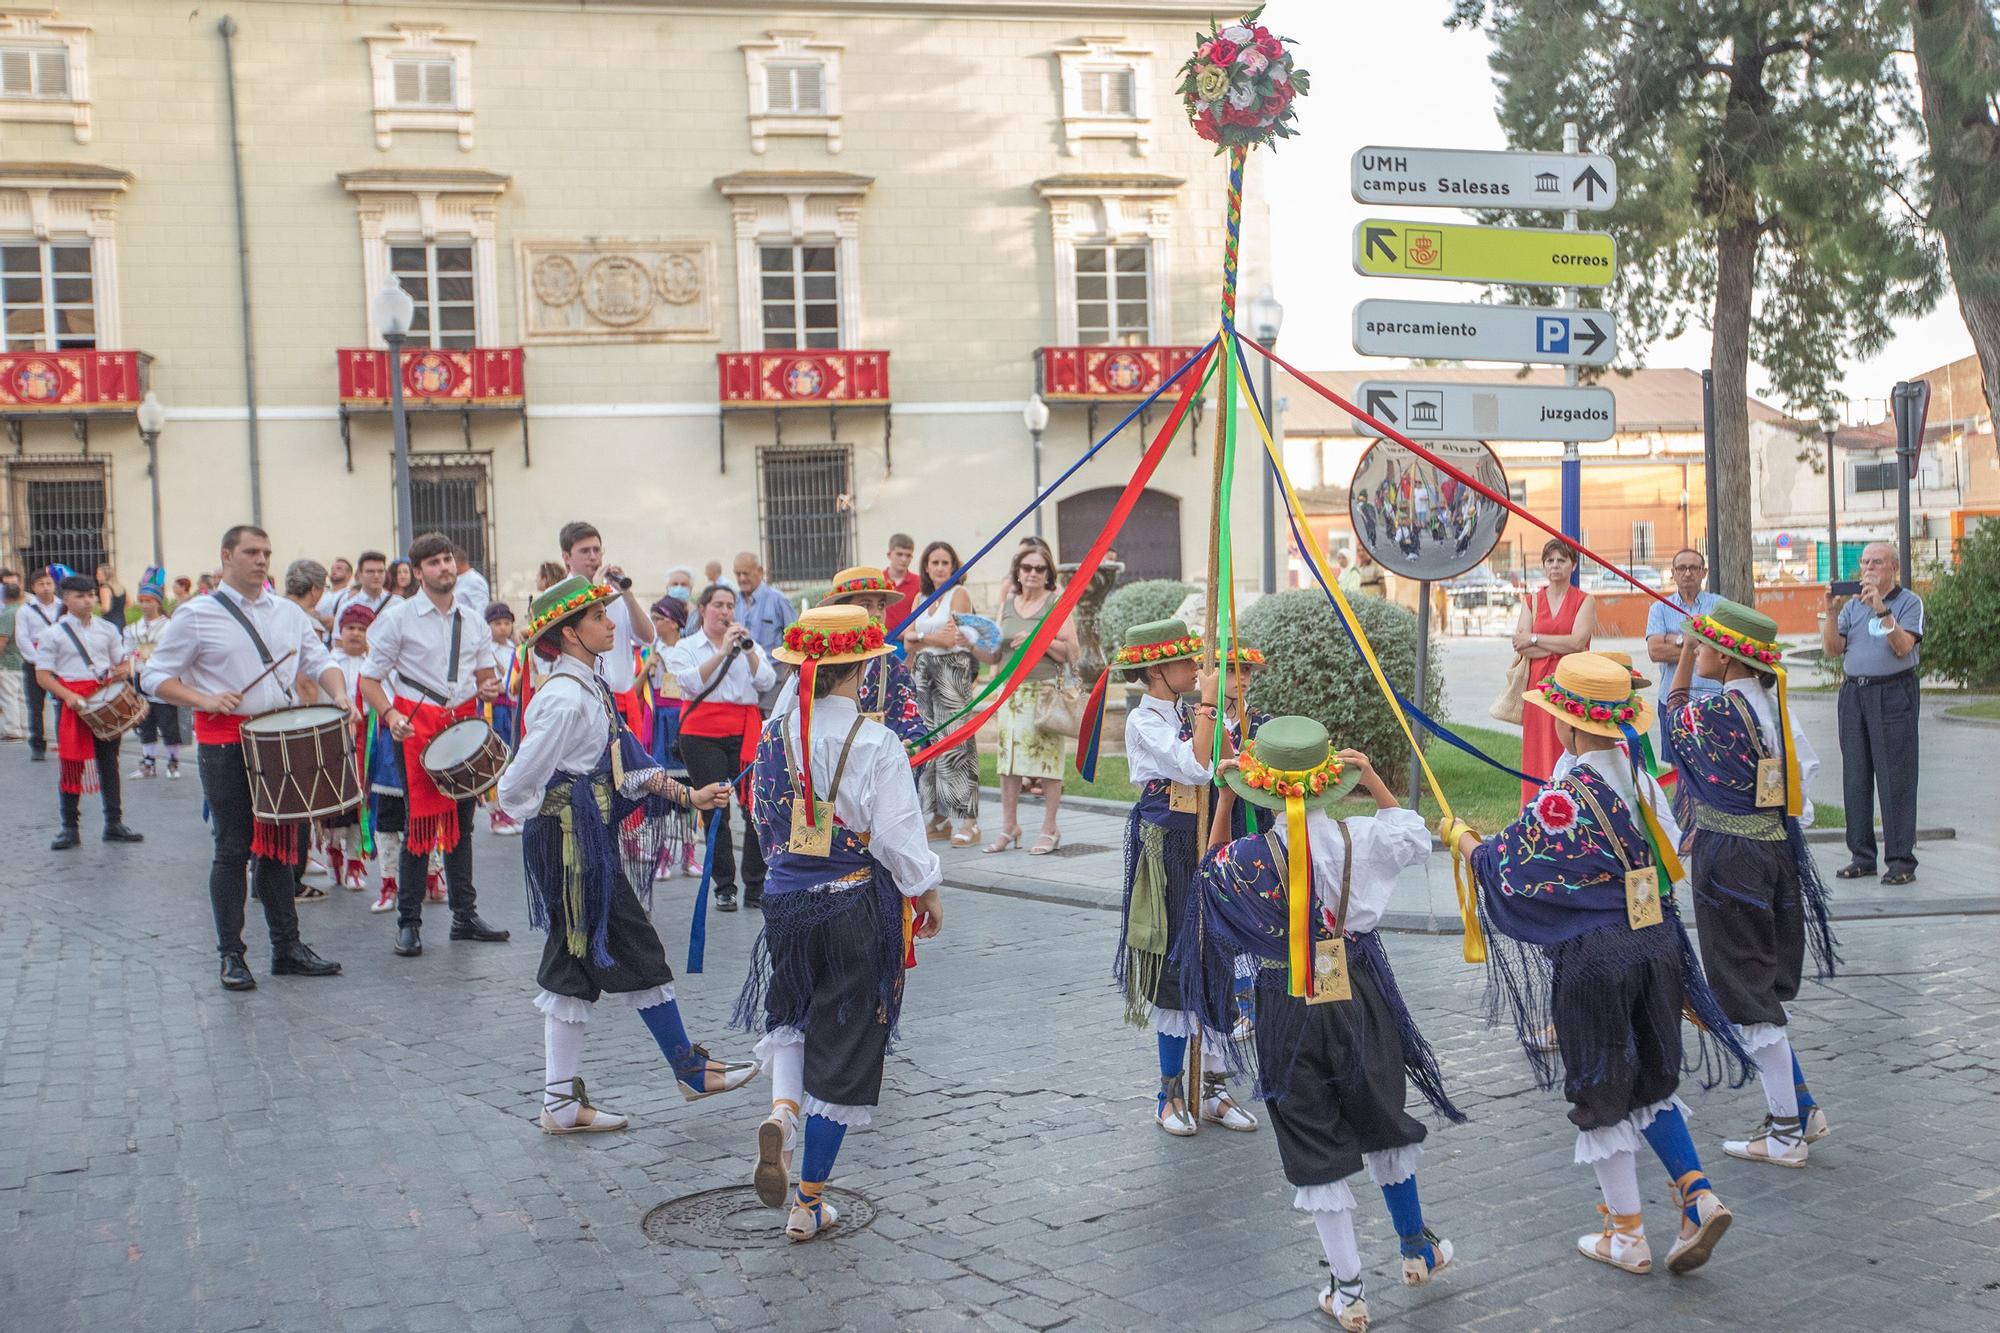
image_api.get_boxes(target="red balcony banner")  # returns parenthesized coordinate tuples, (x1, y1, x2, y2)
(1038, 345, 1203, 401)
(338, 347, 526, 407)
(717, 350, 890, 406)
(0, 350, 148, 411)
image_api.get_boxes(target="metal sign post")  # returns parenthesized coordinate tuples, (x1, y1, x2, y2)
(1891, 381, 1931, 577)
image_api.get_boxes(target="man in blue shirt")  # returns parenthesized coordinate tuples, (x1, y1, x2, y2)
(1821, 541, 1925, 885)
(731, 549, 796, 655)
(1645, 548, 1721, 770)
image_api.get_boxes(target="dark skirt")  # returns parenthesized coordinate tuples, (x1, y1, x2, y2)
(1690, 828, 1805, 1029)
(745, 880, 904, 1108)
(370, 791, 406, 837)
(1549, 922, 1685, 1131)
(535, 865, 676, 1003)
(1117, 811, 1202, 1019)
(1257, 962, 1428, 1188)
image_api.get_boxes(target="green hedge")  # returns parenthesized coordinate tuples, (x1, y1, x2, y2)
(1097, 578, 1196, 657)
(1923, 522, 2000, 687)
(1239, 588, 1444, 769)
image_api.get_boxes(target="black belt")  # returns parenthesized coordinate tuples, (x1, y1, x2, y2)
(1847, 668, 1915, 687)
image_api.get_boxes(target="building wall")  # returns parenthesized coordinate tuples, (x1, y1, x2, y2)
(1, 0, 1267, 604)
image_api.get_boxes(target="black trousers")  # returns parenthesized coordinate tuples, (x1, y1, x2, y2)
(397, 796, 476, 927)
(136, 700, 182, 748)
(681, 732, 764, 897)
(24, 664, 51, 755)
(1838, 671, 1920, 874)
(58, 735, 123, 826)
(198, 743, 301, 958)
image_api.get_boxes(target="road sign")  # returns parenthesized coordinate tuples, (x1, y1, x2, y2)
(1351, 145, 1617, 211)
(1355, 382, 1617, 443)
(1352, 299, 1616, 366)
(1353, 220, 1615, 288)
(1350, 438, 1510, 582)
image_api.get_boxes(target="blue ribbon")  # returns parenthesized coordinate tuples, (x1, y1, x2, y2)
(685, 807, 722, 974)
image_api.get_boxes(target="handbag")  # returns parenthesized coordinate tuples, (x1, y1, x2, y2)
(1489, 653, 1529, 726)
(1032, 663, 1087, 738)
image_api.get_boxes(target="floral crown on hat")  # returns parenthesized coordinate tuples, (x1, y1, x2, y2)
(782, 616, 888, 662)
(1688, 613, 1782, 666)
(1536, 677, 1643, 726)
(1236, 743, 1341, 800)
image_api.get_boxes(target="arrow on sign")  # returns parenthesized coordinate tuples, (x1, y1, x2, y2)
(1364, 226, 1398, 265)
(1364, 388, 1399, 425)
(1573, 165, 1608, 203)
(1576, 317, 1607, 358)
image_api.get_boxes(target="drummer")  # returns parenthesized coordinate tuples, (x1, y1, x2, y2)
(357, 531, 510, 959)
(142, 524, 350, 992)
(33, 572, 144, 851)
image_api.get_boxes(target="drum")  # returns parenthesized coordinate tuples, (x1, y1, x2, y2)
(77, 680, 148, 742)
(423, 718, 509, 800)
(240, 706, 363, 821)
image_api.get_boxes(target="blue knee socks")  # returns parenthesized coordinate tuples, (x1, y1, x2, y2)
(1380, 1176, 1434, 1261)
(1157, 1033, 1188, 1083)
(1791, 1051, 1817, 1116)
(637, 999, 703, 1090)
(1639, 1106, 1711, 1225)
(796, 1113, 847, 1214)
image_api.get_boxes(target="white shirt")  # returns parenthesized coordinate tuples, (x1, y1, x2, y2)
(773, 695, 941, 898)
(123, 614, 172, 663)
(594, 594, 642, 693)
(902, 597, 972, 655)
(314, 584, 349, 619)
(332, 649, 368, 705)
(1125, 694, 1212, 786)
(360, 593, 484, 708)
(15, 596, 60, 657)
(666, 630, 776, 706)
(485, 636, 518, 685)
(141, 582, 336, 716)
(323, 586, 391, 640)
(1721, 677, 1819, 827)
(767, 656, 893, 723)
(1269, 805, 1431, 937)
(453, 567, 490, 622)
(1554, 749, 1687, 868)
(33, 612, 127, 680)
(496, 656, 660, 822)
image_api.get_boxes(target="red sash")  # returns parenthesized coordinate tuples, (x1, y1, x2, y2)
(681, 700, 762, 799)
(193, 709, 297, 859)
(610, 685, 644, 736)
(56, 677, 104, 795)
(194, 711, 246, 745)
(396, 695, 476, 853)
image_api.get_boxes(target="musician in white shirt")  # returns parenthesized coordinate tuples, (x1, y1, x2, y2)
(321, 550, 391, 644)
(558, 520, 656, 732)
(142, 524, 349, 992)
(34, 573, 142, 849)
(664, 584, 776, 910)
(122, 572, 182, 779)
(17, 567, 62, 758)
(451, 544, 490, 622)
(358, 532, 508, 956)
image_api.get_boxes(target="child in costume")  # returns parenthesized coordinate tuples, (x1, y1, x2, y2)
(734, 604, 944, 1242)
(495, 576, 759, 1134)
(123, 569, 181, 779)
(35, 573, 144, 849)
(320, 604, 376, 891)
(1182, 719, 1458, 1331)
(1667, 599, 1836, 1167)
(1450, 653, 1750, 1279)
(645, 594, 698, 878)
(484, 602, 523, 836)
(768, 566, 926, 749)
(1110, 618, 1256, 1136)
(345, 606, 408, 914)
(1219, 644, 1272, 837)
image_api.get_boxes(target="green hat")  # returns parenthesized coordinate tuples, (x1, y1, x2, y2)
(1110, 618, 1204, 674)
(522, 575, 617, 651)
(1223, 715, 1363, 814)
(1685, 597, 1784, 671)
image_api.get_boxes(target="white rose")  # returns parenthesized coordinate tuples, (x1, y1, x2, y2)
(1227, 81, 1258, 110)
(1221, 24, 1255, 45)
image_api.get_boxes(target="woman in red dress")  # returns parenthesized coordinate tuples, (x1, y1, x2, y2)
(1514, 538, 1598, 804)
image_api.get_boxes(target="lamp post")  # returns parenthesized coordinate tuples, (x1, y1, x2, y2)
(373, 276, 417, 552)
(1823, 417, 1839, 582)
(1250, 285, 1284, 594)
(135, 391, 167, 571)
(1024, 392, 1051, 538)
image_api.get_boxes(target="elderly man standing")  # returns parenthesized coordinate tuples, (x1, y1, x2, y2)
(1821, 541, 1925, 885)
(1646, 549, 1721, 769)
(731, 550, 795, 657)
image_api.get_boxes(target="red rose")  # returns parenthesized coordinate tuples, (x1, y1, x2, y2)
(1589, 705, 1610, 721)
(1260, 86, 1293, 116)
(1255, 33, 1284, 58)
(1194, 108, 1220, 142)
(1222, 102, 1264, 127)
(1206, 38, 1239, 65)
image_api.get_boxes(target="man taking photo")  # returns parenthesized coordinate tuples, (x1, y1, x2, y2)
(1820, 541, 1924, 886)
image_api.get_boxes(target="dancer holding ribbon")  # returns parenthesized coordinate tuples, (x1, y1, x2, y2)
(1667, 600, 1836, 1168)
(1448, 654, 1749, 1279)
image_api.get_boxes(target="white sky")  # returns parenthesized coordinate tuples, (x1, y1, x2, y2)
(1260, 0, 1975, 424)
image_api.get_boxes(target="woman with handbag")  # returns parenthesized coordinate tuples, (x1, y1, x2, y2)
(1513, 538, 1597, 805)
(902, 541, 982, 847)
(982, 546, 1079, 856)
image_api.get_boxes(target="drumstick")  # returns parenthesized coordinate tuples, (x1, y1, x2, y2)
(238, 649, 298, 698)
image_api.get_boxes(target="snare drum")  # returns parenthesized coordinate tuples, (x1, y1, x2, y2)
(422, 718, 509, 800)
(77, 680, 148, 742)
(240, 706, 363, 821)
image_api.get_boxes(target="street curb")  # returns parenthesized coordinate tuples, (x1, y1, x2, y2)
(1940, 704, 2000, 728)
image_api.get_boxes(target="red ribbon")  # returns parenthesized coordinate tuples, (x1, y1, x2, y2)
(908, 343, 1215, 767)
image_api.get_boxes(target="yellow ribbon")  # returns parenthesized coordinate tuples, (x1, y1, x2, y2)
(1774, 664, 1804, 819)
(1285, 793, 1312, 997)
(1230, 350, 1486, 963)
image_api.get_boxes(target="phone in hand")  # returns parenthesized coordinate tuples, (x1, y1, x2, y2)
(1830, 580, 1863, 596)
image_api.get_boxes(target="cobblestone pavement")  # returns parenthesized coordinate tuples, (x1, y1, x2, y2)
(3, 752, 1998, 1332)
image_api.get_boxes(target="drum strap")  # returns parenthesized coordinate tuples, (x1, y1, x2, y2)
(60, 623, 103, 679)
(214, 591, 293, 703)
(399, 611, 464, 706)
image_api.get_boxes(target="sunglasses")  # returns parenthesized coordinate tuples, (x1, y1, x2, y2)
(1018, 562, 1050, 574)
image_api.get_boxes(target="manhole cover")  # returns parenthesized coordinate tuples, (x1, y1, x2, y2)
(1047, 841, 1112, 858)
(641, 1185, 879, 1250)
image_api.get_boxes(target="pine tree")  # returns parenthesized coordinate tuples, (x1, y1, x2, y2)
(1448, 1, 1942, 598)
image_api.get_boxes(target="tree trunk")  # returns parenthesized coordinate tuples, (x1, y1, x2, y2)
(1913, 0, 2000, 452)
(1709, 219, 1759, 602)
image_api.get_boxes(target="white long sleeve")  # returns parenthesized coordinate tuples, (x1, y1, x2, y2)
(1124, 694, 1212, 786)
(1266, 806, 1431, 936)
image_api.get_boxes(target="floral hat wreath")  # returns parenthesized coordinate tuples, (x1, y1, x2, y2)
(1522, 651, 1655, 740)
(523, 575, 617, 654)
(1111, 617, 1205, 674)
(820, 565, 898, 606)
(1180, 7, 1308, 150)
(1686, 598, 1784, 671)
(774, 604, 895, 828)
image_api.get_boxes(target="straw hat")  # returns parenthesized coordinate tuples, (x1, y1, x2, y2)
(1110, 618, 1204, 675)
(1523, 651, 1655, 739)
(1599, 649, 1652, 690)
(1686, 598, 1784, 672)
(821, 566, 899, 607)
(774, 604, 894, 666)
(1222, 715, 1362, 814)
(1220, 644, 1268, 674)
(522, 575, 618, 651)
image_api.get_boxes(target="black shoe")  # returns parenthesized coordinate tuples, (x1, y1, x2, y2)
(743, 890, 764, 910)
(270, 943, 342, 977)
(1881, 869, 1916, 886)
(50, 826, 79, 851)
(449, 911, 510, 942)
(103, 822, 144, 843)
(394, 924, 423, 956)
(716, 890, 738, 913)
(219, 953, 256, 991)
(29, 749, 45, 762)
(1834, 863, 1874, 879)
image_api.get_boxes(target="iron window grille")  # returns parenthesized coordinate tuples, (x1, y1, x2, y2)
(3, 455, 111, 576)
(407, 452, 494, 580)
(756, 445, 854, 585)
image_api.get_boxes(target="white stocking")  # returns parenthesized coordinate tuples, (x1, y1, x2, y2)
(1591, 1148, 1643, 1216)
(1751, 1033, 1800, 1120)
(768, 1040, 804, 1111)
(543, 1015, 587, 1127)
(377, 832, 401, 877)
(1311, 1207, 1363, 1283)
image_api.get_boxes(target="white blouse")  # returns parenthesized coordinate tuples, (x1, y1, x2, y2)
(665, 631, 776, 706)
(1125, 694, 1212, 786)
(1267, 806, 1432, 936)
(496, 656, 661, 821)
(771, 696, 941, 898)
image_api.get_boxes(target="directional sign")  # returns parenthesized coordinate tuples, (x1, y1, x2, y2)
(1352, 299, 1616, 366)
(1351, 145, 1617, 211)
(1353, 220, 1615, 288)
(1355, 382, 1617, 443)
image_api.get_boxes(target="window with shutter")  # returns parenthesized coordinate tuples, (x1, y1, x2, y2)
(767, 62, 825, 115)
(1080, 67, 1134, 117)
(0, 44, 67, 98)
(393, 57, 453, 107)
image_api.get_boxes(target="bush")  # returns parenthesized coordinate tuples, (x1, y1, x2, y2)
(1096, 578, 1196, 657)
(1239, 588, 1445, 769)
(1922, 522, 2000, 687)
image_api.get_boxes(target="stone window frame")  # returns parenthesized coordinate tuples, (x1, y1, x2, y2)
(363, 22, 476, 152)
(1034, 175, 1182, 346)
(1053, 36, 1155, 158)
(338, 169, 509, 348)
(0, 163, 129, 348)
(741, 30, 844, 155)
(715, 172, 872, 353)
(0, 9, 93, 144)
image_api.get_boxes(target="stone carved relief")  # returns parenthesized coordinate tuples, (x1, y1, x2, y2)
(517, 240, 717, 343)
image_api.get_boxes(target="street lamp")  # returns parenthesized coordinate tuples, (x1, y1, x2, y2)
(1250, 284, 1284, 594)
(1024, 392, 1051, 538)
(373, 275, 417, 552)
(135, 391, 167, 570)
